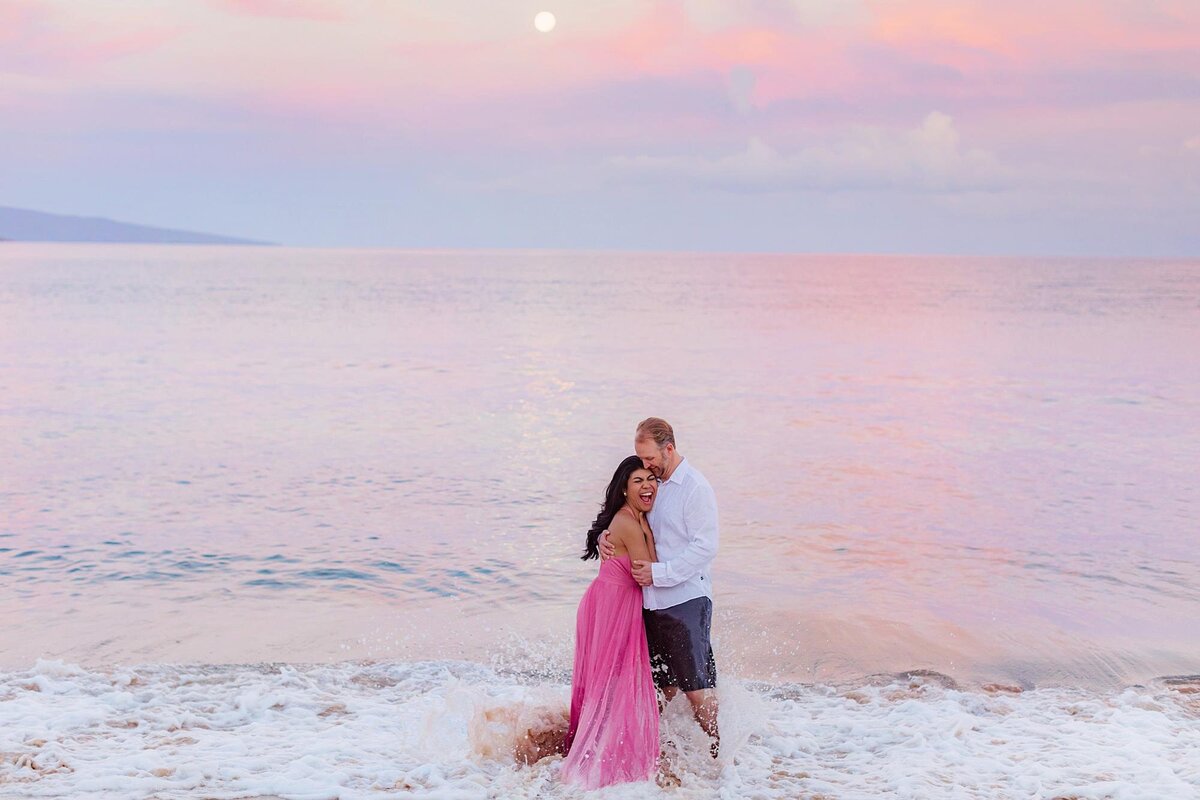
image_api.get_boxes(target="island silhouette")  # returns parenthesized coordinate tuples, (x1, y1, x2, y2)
(0, 205, 270, 245)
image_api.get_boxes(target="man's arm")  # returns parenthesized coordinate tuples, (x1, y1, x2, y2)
(598, 530, 615, 561)
(650, 485, 718, 587)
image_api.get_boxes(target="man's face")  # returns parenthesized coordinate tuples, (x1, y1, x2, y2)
(635, 438, 671, 479)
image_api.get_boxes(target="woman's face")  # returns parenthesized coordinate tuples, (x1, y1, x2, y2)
(626, 468, 657, 513)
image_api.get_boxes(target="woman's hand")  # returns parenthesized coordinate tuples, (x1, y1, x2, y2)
(598, 530, 616, 561)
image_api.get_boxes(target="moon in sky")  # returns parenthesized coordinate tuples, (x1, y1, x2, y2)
(533, 11, 556, 33)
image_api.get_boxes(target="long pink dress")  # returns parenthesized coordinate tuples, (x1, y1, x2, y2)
(561, 555, 659, 789)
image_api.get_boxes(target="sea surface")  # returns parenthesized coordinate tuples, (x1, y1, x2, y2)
(1, 245, 1198, 799)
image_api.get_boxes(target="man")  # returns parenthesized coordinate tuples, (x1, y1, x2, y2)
(600, 417, 720, 756)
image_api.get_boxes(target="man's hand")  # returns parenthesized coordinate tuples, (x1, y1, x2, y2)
(631, 560, 654, 587)
(598, 530, 616, 562)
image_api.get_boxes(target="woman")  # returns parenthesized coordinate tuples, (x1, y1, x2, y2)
(561, 455, 661, 789)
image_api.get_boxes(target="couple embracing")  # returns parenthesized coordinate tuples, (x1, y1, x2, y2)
(561, 418, 720, 789)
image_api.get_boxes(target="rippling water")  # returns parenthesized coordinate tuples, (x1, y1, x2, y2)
(2, 245, 1198, 690)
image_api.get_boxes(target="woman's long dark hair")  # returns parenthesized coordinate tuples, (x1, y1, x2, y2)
(582, 455, 645, 560)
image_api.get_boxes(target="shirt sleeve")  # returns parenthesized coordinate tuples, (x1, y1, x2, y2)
(650, 483, 719, 587)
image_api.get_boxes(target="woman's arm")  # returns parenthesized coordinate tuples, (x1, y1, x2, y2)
(617, 517, 653, 564)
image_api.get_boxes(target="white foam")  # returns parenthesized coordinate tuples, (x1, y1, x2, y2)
(1, 660, 1197, 799)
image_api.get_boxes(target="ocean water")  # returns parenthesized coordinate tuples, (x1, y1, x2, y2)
(1, 244, 1198, 798)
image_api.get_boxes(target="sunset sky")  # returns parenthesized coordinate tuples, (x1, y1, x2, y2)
(2, 0, 1198, 254)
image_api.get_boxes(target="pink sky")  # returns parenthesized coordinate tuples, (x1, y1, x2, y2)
(1, 0, 1198, 252)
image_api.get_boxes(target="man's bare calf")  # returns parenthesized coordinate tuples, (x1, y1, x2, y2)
(661, 686, 720, 758)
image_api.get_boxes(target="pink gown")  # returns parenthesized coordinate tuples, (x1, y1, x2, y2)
(561, 555, 660, 789)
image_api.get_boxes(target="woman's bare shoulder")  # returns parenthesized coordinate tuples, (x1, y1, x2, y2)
(608, 512, 639, 541)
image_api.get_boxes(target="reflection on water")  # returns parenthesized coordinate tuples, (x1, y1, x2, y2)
(1, 245, 1197, 688)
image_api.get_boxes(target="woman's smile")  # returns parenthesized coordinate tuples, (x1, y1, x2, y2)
(639, 487, 654, 509)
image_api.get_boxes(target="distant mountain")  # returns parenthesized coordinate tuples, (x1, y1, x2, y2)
(0, 205, 271, 245)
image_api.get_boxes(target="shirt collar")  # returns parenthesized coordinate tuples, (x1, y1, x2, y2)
(661, 456, 689, 486)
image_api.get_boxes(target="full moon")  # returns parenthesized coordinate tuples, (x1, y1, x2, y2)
(533, 11, 556, 33)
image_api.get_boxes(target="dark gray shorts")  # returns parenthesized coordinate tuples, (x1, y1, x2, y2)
(643, 597, 717, 693)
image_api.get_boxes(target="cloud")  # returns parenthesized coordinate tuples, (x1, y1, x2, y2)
(216, 0, 343, 21)
(610, 112, 1011, 193)
(0, 1, 179, 76)
(684, 0, 867, 31)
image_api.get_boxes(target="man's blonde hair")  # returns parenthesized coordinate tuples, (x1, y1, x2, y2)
(635, 417, 675, 449)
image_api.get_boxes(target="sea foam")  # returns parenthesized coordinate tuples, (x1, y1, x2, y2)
(1, 660, 1197, 799)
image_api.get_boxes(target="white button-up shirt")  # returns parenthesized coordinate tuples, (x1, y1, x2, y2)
(644, 457, 719, 611)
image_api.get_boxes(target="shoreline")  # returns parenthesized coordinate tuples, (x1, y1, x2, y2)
(5, 588, 1197, 693)
(4, 655, 1198, 698)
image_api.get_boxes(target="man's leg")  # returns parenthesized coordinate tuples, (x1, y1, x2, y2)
(684, 688, 719, 757)
(657, 599, 720, 758)
(655, 686, 674, 715)
(655, 686, 683, 788)
(651, 599, 720, 756)
(645, 608, 677, 713)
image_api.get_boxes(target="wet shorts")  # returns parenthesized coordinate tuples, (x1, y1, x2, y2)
(643, 597, 717, 693)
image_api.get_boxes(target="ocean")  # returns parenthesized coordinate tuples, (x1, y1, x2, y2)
(2, 244, 1197, 798)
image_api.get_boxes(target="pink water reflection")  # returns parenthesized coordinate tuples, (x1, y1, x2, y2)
(1, 246, 1197, 688)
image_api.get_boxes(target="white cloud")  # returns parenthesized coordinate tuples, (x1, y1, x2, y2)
(610, 112, 1013, 193)
(684, 0, 867, 30)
